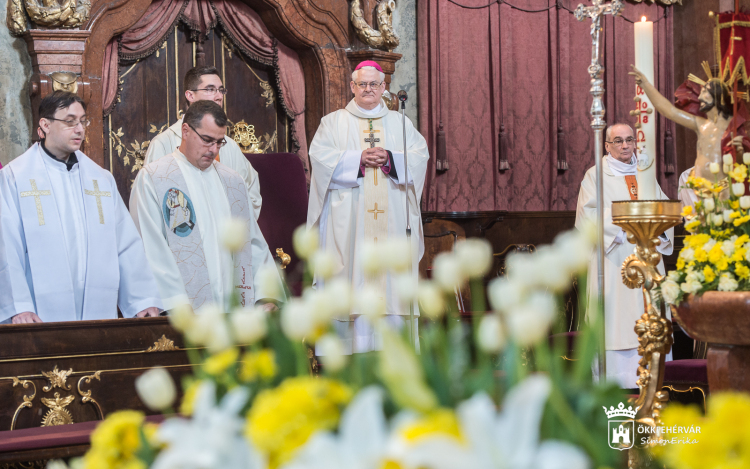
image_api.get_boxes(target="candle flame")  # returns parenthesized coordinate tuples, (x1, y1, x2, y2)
(641, 16, 647, 22)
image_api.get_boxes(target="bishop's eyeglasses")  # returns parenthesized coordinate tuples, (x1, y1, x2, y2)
(191, 86, 228, 96)
(187, 123, 227, 148)
(354, 81, 383, 90)
(47, 117, 91, 129)
(606, 137, 636, 147)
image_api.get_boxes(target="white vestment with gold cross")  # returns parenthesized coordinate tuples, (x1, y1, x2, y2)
(0, 143, 163, 323)
(307, 99, 429, 353)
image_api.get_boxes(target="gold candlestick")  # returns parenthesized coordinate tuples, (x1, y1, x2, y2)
(611, 200, 681, 430)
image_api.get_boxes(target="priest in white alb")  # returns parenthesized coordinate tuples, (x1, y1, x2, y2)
(307, 60, 429, 353)
(0, 91, 163, 324)
(143, 65, 262, 219)
(575, 122, 673, 389)
(131, 100, 284, 313)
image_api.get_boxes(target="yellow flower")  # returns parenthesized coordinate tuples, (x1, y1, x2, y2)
(681, 205, 694, 217)
(731, 200, 741, 210)
(685, 220, 702, 233)
(733, 248, 747, 263)
(401, 409, 464, 444)
(695, 248, 708, 263)
(203, 347, 240, 376)
(736, 235, 750, 248)
(83, 410, 147, 469)
(246, 377, 352, 468)
(736, 263, 750, 280)
(180, 379, 204, 416)
(708, 244, 725, 265)
(735, 215, 750, 227)
(715, 257, 729, 271)
(729, 163, 748, 182)
(676, 258, 686, 270)
(687, 175, 713, 190)
(703, 265, 716, 283)
(687, 234, 711, 249)
(239, 349, 277, 382)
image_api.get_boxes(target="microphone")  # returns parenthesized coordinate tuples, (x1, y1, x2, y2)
(397, 90, 408, 102)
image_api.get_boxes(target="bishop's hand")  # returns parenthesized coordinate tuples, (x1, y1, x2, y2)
(136, 307, 162, 318)
(12, 312, 43, 324)
(361, 147, 388, 168)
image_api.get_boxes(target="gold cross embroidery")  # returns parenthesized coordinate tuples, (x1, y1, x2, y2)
(20, 179, 51, 226)
(84, 180, 112, 225)
(367, 202, 385, 220)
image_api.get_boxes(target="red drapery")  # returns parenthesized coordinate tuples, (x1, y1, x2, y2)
(101, 0, 307, 170)
(418, 0, 676, 212)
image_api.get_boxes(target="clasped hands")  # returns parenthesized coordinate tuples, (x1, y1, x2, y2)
(361, 147, 389, 168)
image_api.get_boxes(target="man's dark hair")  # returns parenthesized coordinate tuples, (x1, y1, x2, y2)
(184, 66, 221, 94)
(39, 91, 86, 121)
(704, 78, 733, 119)
(183, 100, 228, 129)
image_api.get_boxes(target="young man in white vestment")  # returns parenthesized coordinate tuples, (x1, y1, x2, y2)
(575, 123, 674, 389)
(307, 60, 429, 353)
(142, 66, 262, 220)
(0, 91, 163, 324)
(130, 101, 284, 313)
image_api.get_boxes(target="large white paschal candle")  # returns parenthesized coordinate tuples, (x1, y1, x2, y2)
(634, 16, 657, 200)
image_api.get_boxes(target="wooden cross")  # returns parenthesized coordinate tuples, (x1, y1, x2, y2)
(20, 179, 51, 226)
(84, 180, 112, 225)
(367, 202, 385, 220)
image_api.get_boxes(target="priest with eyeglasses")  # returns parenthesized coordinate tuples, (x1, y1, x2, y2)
(575, 122, 673, 389)
(0, 91, 163, 324)
(130, 100, 284, 314)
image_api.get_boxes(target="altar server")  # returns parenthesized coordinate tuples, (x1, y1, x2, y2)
(0, 91, 162, 324)
(131, 100, 284, 313)
(143, 66, 262, 219)
(575, 122, 673, 389)
(307, 60, 429, 353)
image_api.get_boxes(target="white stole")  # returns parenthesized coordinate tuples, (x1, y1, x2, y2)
(11, 143, 119, 321)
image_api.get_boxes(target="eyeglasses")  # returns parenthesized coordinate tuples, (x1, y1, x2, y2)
(187, 123, 227, 148)
(47, 117, 91, 129)
(606, 137, 636, 147)
(354, 81, 383, 90)
(190, 86, 228, 95)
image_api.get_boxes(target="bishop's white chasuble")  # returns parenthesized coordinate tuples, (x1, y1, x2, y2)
(0, 143, 162, 322)
(131, 151, 284, 312)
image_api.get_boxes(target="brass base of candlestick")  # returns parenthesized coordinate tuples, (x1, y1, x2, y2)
(611, 200, 681, 435)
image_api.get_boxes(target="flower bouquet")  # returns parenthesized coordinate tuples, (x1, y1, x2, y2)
(57, 224, 627, 469)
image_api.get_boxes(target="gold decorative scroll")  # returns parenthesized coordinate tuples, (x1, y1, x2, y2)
(276, 248, 291, 269)
(6, 0, 92, 36)
(109, 127, 151, 173)
(10, 378, 36, 431)
(78, 371, 103, 420)
(49, 72, 78, 94)
(230, 121, 267, 153)
(42, 366, 72, 392)
(40, 392, 75, 427)
(146, 335, 177, 352)
(350, 0, 400, 52)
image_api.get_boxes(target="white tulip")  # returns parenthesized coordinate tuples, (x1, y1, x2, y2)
(316, 334, 348, 372)
(169, 304, 195, 333)
(505, 251, 537, 282)
(220, 218, 246, 253)
(256, 264, 283, 300)
(680, 279, 702, 295)
(206, 319, 233, 353)
(554, 230, 593, 274)
(357, 286, 386, 318)
(723, 209, 734, 224)
(311, 251, 337, 280)
(667, 270, 682, 282)
(432, 252, 465, 291)
(713, 213, 724, 226)
(723, 153, 734, 166)
(679, 247, 695, 262)
(394, 272, 418, 303)
(292, 225, 319, 260)
(281, 299, 314, 340)
(417, 280, 446, 319)
(487, 277, 525, 314)
(229, 307, 268, 344)
(741, 196, 750, 210)
(506, 292, 556, 347)
(703, 197, 716, 212)
(721, 239, 735, 257)
(660, 279, 681, 305)
(734, 183, 746, 197)
(744, 152, 750, 165)
(710, 162, 721, 174)
(303, 287, 332, 323)
(718, 272, 739, 292)
(534, 246, 571, 291)
(477, 314, 506, 353)
(185, 303, 222, 345)
(324, 277, 353, 316)
(381, 238, 412, 272)
(360, 241, 384, 276)
(454, 238, 493, 279)
(135, 367, 176, 411)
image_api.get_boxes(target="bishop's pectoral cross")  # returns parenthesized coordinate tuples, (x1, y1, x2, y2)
(84, 180, 112, 225)
(364, 119, 381, 185)
(20, 179, 51, 226)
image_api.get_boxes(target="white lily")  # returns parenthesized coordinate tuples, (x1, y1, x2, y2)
(152, 382, 265, 469)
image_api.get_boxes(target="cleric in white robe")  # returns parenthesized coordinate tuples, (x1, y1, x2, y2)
(0, 91, 162, 324)
(575, 123, 673, 389)
(142, 65, 262, 220)
(307, 61, 429, 353)
(131, 100, 284, 313)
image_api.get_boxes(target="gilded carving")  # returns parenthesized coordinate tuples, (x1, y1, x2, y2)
(40, 392, 75, 427)
(351, 0, 400, 52)
(146, 335, 177, 352)
(260, 81, 275, 107)
(276, 248, 291, 269)
(109, 127, 150, 172)
(49, 72, 78, 94)
(230, 121, 264, 153)
(6, 0, 92, 36)
(78, 371, 104, 420)
(10, 378, 36, 431)
(42, 365, 72, 392)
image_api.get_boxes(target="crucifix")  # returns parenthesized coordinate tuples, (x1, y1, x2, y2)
(367, 202, 385, 220)
(575, 0, 623, 377)
(20, 179, 51, 226)
(364, 128, 382, 185)
(84, 180, 112, 225)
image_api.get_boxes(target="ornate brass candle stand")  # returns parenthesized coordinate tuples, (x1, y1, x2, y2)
(611, 200, 681, 429)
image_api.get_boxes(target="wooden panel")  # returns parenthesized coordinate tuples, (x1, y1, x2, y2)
(104, 24, 290, 205)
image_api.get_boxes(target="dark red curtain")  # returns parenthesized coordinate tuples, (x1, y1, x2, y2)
(418, 0, 676, 212)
